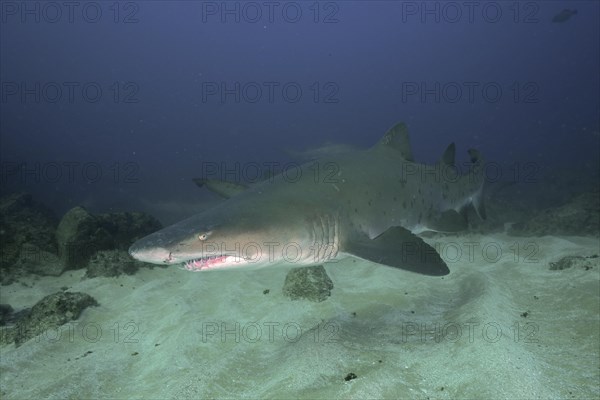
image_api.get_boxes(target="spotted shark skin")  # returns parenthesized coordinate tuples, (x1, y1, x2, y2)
(129, 122, 485, 276)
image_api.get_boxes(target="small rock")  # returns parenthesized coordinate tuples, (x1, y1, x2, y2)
(85, 249, 146, 278)
(549, 255, 598, 271)
(9, 291, 99, 347)
(282, 265, 334, 302)
(0, 304, 13, 326)
(15, 243, 66, 276)
(344, 372, 357, 381)
(55, 207, 162, 270)
(56, 207, 113, 269)
(0, 193, 58, 285)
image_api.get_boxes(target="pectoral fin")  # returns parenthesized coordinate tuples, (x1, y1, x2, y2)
(344, 226, 449, 276)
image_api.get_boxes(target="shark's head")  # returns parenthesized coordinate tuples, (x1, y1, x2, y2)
(128, 200, 315, 271)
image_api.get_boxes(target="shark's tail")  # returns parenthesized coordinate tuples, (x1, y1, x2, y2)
(466, 149, 486, 220)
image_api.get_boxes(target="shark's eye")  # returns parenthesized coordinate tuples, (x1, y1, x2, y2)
(198, 233, 208, 241)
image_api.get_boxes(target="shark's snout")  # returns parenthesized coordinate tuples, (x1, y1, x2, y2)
(128, 234, 255, 271)
(128, 243, 173, 264)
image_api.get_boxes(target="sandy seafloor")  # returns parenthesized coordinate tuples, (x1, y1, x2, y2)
(1, 233, 598, 399)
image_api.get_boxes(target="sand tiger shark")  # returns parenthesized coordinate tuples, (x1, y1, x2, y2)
(129, 123, 486, 275)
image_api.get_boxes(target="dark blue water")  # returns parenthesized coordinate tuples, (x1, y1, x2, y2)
(1, 1, 598, 218)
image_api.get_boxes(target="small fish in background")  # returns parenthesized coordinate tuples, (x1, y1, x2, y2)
(552, 9, 577, 23)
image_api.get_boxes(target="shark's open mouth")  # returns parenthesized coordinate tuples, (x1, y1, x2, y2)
(182, 255, 231, 271)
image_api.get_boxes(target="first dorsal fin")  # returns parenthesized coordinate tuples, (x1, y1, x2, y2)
(374, 122, 414, 161)
(439, 143, 456, 166)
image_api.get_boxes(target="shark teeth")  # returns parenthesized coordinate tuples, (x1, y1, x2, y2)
(183, 255, 228, 271)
